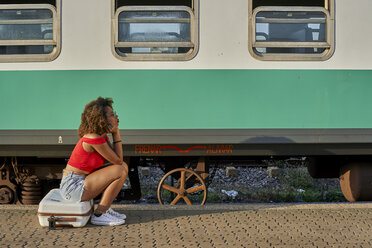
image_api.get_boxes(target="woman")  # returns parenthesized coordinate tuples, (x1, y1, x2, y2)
(60, 97, 128, 226)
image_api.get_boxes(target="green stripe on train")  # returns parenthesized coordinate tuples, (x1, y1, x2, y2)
(0, 70, 371, 129)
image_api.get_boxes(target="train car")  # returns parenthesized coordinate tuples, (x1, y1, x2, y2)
(1, 0, 372, 205)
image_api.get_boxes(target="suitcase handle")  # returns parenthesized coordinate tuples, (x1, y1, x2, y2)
(48, 216, 77, 229)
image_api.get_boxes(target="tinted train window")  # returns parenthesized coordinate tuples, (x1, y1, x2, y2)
(248, 0, 335, 61)
(0, 0, 61, 62)
(111, 0, 199, 61)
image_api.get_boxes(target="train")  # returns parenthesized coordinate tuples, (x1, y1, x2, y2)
(1, 0, 372, 205)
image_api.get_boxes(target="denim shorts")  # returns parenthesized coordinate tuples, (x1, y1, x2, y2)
(59, 170, 86, 202)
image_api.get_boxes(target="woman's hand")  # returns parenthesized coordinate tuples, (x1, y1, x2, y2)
(106, 108, 119, 134)
(108, 123, 119, 134)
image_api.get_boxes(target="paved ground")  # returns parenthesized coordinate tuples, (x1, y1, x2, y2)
(0, 203, 372, 247)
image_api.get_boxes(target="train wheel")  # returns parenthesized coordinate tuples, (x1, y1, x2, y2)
(157, 168, 207, 205)
(0, 186, 15, 204)
(307, 157, 340, 178)
(339, 162, 372, 201)
(0, 165, 18, 204)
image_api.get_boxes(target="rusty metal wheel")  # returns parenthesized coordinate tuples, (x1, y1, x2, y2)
(157, 168, 207, 205)
(0, 186, 15, 204)
(340, 162, 372, 201)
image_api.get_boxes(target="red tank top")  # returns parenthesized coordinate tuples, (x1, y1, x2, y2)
(68, 136, 108, 173)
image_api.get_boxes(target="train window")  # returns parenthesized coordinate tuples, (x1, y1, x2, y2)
(0, 0, 60, 62)
(248, 0, 335, 61)
(111, 0, 199, 61)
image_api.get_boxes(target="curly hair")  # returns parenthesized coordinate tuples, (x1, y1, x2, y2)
(78, 97, 114, 137)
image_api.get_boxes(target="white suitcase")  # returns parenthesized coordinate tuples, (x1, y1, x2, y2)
(37, 189, 93, 228)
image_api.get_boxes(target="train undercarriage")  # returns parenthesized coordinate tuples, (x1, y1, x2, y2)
(1, 128, 372, 204)
(1, 155, 372, 205)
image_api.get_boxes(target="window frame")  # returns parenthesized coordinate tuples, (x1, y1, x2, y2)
(0, 1, 61, 63)
(248, 0, 335, 61)
(111, 1, 199, 61)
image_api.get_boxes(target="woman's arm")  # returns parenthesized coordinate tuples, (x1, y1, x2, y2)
(111, 129, 123, 161)
(91, 141, 124, 166)
(94, 108, 124, 166)
(106, 111, 123, 161)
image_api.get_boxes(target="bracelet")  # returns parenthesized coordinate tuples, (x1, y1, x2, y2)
(113, 140, 122, 144)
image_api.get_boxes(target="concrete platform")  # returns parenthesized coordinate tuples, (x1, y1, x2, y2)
(0, 203, 372, 247)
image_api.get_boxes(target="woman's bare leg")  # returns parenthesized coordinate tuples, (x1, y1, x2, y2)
(81, 164, 128, 214)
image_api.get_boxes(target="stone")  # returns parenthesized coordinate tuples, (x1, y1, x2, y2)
(267, 166, 281, 178)
(225, 166, 237, 177)
(140, 167, 150, 176)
